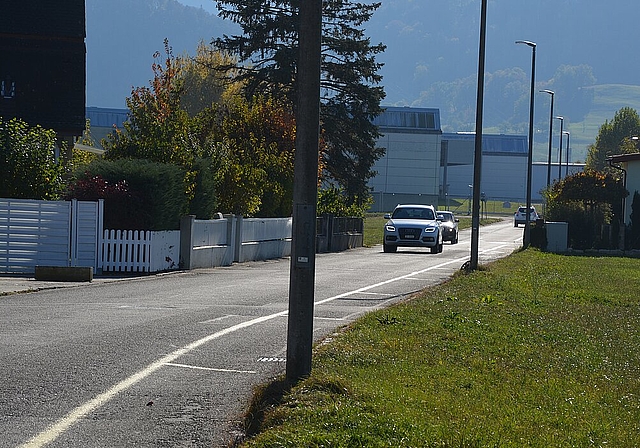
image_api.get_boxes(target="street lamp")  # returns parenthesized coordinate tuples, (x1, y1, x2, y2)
(516, 40, 536, 248)
(540, 89, 554, 187)
(555, 116, 564, 180)
(563, 130, 570, 177)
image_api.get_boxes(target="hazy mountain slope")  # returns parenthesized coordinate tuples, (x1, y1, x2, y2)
(368, 0, 640, 107)
(86, 0, 234, 107)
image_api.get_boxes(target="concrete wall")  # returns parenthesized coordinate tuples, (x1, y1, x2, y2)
(180, 215, 293, 270)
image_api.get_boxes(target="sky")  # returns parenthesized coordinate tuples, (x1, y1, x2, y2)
(176, 0, 218, 14)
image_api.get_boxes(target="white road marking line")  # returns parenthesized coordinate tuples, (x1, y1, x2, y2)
(198, 315, 239, 324)
(256, 357, 286, 363)
(19, 243, 510, 448)
(315, 251, 494, 306)
(353, 291, 393, 296)
(18, 311, 287, 448)
(165, 362, 256, 374)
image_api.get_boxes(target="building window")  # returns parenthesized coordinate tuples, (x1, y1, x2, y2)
(1, 78, 16, 99)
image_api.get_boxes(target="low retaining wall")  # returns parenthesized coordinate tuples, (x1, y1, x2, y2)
(180, 214, 363, 270)
(180, 215, 292, 269)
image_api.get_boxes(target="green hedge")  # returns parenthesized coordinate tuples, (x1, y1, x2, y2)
(68, 159, 188, 230)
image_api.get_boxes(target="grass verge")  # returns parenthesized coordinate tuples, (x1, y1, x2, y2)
(240, 250, 640, 447)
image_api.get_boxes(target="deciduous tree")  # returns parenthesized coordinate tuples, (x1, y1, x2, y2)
(177, 41, 240, 117)
(586, 107, 640, 173)
(197, 94, 296, 216)
(544, 170, 628, 248)
(103, 40, 197, 168)
(101, 40, 218, 218)
(0, 117, 65, 200)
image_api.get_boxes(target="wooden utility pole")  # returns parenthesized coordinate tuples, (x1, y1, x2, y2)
(470, 0, 488, 270)
(286, 0, 322, 384)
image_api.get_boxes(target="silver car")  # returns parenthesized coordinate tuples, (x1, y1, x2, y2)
(383, 204, 443, 253)
(514, 206, 539, 227)
(436, 210, 459, 244)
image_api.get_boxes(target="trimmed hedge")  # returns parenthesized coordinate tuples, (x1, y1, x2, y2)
(68, 159, 188, 230)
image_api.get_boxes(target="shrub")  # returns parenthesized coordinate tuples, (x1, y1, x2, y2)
(0, 117, 65, 199)
(317, 186, 372, 218)
(188, 156, 218, 219)
(67, 159, 188, 230)
(543, 171, 627, 249)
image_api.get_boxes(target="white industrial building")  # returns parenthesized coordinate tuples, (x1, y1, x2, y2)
(369, 107, 583, 212)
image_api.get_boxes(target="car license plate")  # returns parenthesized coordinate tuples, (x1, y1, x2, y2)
(404, 235, 415, 239)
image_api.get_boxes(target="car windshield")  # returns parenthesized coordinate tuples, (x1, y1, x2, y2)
(437, 213, 453, 222)
(392, 207, 434, 220)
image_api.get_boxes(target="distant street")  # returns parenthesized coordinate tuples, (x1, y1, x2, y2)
(0, 219, 522, 447)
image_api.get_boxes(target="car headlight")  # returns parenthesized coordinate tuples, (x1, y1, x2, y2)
(385, 225, 396, 232)
(424, 227, 436, 233)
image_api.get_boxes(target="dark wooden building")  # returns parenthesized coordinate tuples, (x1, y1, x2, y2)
(0, 1, 86, 141)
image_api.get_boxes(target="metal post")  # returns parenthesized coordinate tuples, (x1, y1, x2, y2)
(556, 116, 564, 181)
(286, 0, 322, 385)
(564, 131, 570, 177)
(540, 89, 554, 187)
(470, 0, 488, 270)
(516, 40, 536, 248)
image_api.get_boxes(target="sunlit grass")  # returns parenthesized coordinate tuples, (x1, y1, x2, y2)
(242, 250, 640, 447)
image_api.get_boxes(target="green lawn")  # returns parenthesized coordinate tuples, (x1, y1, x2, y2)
(241, 250, 640, 447)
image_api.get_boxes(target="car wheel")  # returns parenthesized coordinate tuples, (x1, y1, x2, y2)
(383, 243, 397, 253)
(452, 234, 458, 244)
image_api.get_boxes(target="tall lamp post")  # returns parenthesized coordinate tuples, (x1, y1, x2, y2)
(516, 40, 536, 248)
(540, 89, 554, 187)
(555, 116, 564, 180)
(563, 130, 570, 177)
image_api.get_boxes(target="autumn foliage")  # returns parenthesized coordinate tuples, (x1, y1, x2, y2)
(544, 170, 628, 249)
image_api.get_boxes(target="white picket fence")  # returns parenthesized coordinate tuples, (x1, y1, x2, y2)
(101, 229, 180, 273)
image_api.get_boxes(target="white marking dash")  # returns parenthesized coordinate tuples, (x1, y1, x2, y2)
(165, 362, 256, 374)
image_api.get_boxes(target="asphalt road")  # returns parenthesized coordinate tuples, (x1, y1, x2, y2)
(0, 219, 522, 447)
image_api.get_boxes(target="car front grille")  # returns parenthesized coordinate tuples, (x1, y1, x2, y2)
(399, 228, 421, 239)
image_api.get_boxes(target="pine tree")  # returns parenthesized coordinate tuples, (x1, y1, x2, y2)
(214, 0, 386, 204)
